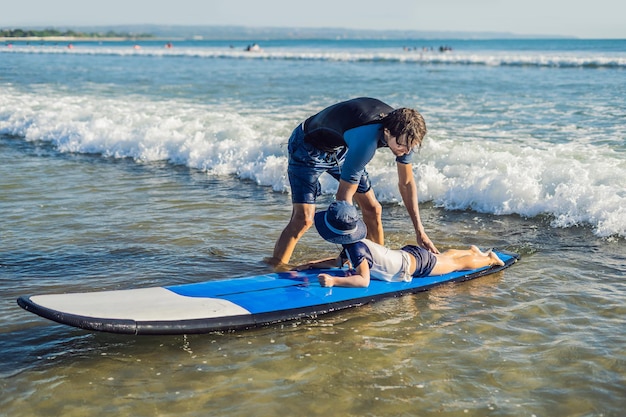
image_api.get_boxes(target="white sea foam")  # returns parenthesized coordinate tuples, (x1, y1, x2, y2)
(1, 86, 624, 238)
(3, 44, 626, 69)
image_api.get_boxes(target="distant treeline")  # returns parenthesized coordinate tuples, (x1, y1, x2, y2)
(1, 28, 153, 38)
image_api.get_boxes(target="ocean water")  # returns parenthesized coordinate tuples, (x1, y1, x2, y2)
(1, 38, 625, 416)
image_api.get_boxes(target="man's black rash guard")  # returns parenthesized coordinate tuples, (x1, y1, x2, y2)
(303, 97, 393, 151)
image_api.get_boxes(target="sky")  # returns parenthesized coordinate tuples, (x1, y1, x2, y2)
(1, 0, 625, 39)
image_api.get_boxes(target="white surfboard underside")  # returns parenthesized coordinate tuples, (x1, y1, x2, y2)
(29, 287, 251, 321)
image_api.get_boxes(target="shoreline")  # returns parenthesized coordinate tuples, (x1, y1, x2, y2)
(1, 36, 153, 42)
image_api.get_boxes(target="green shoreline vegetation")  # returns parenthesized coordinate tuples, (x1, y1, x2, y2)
(1, 28, 153, 40)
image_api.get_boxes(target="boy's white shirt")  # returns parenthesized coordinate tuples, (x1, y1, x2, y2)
(348, 239, 412, 282)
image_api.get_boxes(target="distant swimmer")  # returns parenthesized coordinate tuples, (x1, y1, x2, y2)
(245, 43, 262, 52)
(165, 42, 173, 49)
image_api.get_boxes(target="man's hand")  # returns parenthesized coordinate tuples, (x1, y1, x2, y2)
(417, 231, 439, 254)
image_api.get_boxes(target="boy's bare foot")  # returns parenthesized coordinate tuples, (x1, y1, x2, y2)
(470, 245, 491, 256)
(488, 251, 505, 266)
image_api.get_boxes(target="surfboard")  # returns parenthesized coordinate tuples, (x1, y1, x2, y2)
(17, 250, 519, 335)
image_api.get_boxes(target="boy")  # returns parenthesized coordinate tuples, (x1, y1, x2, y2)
(296, 201, 504, 288)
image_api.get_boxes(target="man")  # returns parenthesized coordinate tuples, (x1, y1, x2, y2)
(270, 97, 438, 269)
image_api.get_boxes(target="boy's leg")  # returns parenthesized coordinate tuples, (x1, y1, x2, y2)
(431, 250, 504, 275)
(442, 246, 490, 259)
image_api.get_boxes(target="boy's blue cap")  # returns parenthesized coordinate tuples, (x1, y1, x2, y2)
(314, 201, 367, 244)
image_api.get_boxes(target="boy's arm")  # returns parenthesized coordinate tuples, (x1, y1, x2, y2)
(318, 260, 371, 288)
(293, 256, 343, 271)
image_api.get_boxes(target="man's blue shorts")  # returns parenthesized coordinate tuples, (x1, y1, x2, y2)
(287, 124, 371, 204)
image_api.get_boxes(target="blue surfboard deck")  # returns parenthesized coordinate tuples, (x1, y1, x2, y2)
(17, 250, 519, 335)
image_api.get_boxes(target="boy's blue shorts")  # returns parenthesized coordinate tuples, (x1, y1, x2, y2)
(401, 245, 437, 277)
(287, 124, 371, 204)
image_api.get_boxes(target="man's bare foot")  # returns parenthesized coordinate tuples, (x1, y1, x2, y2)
(263, 256, 292, 272)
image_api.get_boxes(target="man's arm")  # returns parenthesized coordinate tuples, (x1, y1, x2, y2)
(396, 162, 439, 254)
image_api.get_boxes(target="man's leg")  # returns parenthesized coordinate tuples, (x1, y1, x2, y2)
(353, 189, 383, 245)
(271, 203, 316, 268)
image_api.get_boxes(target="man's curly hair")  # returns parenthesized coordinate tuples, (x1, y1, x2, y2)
(381, 108, 427, 149)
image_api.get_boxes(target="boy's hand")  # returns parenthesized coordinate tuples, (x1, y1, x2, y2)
(317, 273, 335, 287)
